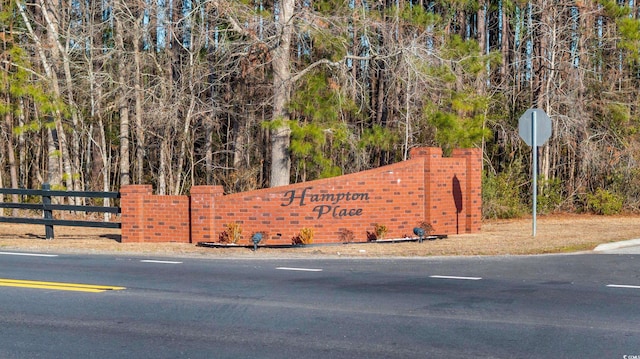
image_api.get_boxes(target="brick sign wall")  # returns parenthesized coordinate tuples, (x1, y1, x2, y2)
(120, 185, 190, 243)
(120, 147, 481, 244)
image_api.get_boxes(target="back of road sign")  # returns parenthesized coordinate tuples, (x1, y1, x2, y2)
(518, 108, 552, 237)
(518, 108, 552, 147)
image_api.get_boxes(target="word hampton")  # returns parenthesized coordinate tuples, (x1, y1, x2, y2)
(281, 186, 369, 219)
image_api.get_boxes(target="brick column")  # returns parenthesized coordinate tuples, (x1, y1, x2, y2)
(120, 185, 153, 242)
(410, 147, 443, 229)
(190, 185, 224, 244)
(452, 148, 482, 233)
(409, 147, 443, 159)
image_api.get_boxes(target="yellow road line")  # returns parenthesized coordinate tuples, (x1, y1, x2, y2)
(0, 278, 125, 293)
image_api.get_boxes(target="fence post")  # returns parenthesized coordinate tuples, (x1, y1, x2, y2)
(42, 183, 54, 239)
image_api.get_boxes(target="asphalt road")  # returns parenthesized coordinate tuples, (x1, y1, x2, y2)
(0, 251, 639, 358)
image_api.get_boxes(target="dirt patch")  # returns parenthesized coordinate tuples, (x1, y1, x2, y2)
(0, 214, 638, 258)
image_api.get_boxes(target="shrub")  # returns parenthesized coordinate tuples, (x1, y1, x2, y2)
(338, 228, 355, 243)
(537, 176, 565, 214)
(585, 188, 623, 215)
(609, 167, 640, 211)
(292, 227, 314, 245)
(218, 222, 242, 244)
(373, 223, 388, 240)
(482, 166, 527, 219)
(417, 221, 434, 235)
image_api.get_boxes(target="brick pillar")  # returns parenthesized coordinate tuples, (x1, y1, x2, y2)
(452, 148, 482, 233)
(190, 185, 224, 244)
(409, 147, 443, 159)
(120, 185, 153, 242)
(410, 147, 443, 229)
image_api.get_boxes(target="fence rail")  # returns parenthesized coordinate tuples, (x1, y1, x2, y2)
(0, 184, 121, 239)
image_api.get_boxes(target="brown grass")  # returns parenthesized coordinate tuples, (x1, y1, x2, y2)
(0, 214, 638, 258)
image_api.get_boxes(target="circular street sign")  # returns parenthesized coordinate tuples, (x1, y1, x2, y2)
(518, 108, 552, 146)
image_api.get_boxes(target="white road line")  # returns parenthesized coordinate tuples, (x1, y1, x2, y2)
(430, 275, 482, 281)
(140, 260, 183, 264)
(607, 284, 640, 289)
(276, 267, 323, 272)
(0, 251, 58, 257)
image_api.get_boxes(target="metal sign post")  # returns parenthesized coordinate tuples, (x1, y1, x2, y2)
(531, 112, 537, 237)
(518, 108, 552, 237)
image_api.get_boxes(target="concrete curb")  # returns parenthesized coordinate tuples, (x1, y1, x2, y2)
(593, 238, 640, 252)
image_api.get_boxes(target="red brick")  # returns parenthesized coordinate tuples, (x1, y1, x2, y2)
(120, 147, 482, 244)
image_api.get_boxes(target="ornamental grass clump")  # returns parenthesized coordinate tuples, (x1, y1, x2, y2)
(338, 228, 355, 243)
(218, 222, 242, 244)
(292, 227, 314, 245)
(374, 223, 388, 240)
(417, 221, 434, 236)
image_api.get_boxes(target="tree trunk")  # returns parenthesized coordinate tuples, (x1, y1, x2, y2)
(40, 0, 81, 198)
(17, 0, 72, 192)
(173, 47, 198, 195)
(159, 136, 168, 195)
(403, 66, 410, 160)
(134, 28, 145, 185)
(4, 99, 18, 216)
(115, 15, 130, 186)
(99, 119, 111, 220)
(500, 0, 509, 82)
(476, 0, 487, 93)
(173, 101, 194, 195)
(269, 0, 295, 187)
(46, 118, 61, 187)
(17, 98, 27, 188)
(205, 117, 214, 184)
(57, 9, 83, 192)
